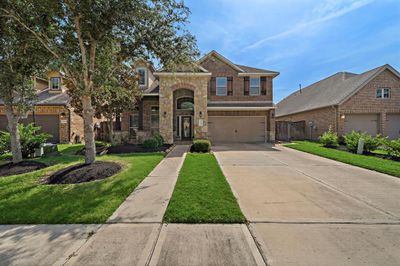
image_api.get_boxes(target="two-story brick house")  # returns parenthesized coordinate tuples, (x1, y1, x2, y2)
(275, 64, 400, 140)
(0, 71, 85, 143)
(121, 50, 279, 144)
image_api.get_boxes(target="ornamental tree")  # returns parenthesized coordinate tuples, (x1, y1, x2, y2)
(0, 6, 49, 163)
(1, 0, 199, 164)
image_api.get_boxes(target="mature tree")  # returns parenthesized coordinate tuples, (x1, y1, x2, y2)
(0, 5, 49, 163)
(1, 0, 199, 164)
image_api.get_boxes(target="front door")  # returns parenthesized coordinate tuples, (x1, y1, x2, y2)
(180, 116, 192, 140)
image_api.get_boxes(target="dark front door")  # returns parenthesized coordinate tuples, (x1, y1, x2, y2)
(180, 116, 192, 140)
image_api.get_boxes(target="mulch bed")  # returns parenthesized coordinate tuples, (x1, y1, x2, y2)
(0, 161, 48, 177)
(43, 161, 121, 184)
(107, 144, 173, 154)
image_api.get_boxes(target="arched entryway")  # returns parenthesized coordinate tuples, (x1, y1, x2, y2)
(173, 89, 194, 140)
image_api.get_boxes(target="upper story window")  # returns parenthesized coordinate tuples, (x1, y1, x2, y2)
(177, 97, 194, 110)
(137, 68, 146, 86)
(250, 77, 260, 96)
(376, 88, 390, 99)
(50, 77, 61, 90)
(216, 77, 227, 96)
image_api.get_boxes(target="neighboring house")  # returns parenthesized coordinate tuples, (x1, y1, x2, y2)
(121, 50, 279, 144)
(275, 64, 400, 140)
(0, 71, 85, 143)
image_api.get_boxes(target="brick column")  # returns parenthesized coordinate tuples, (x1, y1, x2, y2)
(159, 79, 174, 144)
(380, 112, 387, 135)
(268, 110, 276, 142)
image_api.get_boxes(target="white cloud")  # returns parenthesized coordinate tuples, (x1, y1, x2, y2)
(243, 0, 374, 50)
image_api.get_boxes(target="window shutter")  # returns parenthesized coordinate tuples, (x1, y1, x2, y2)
(210, 77, 216, 95)
(244, 77, 249, 96)
(227, 77, 233, 96)
(261, 77, 267, 95)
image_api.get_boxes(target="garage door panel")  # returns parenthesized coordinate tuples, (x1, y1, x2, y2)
(208, 116, 265, 143)
(387, 114, 400, 140)
(344, 114, 378, 136)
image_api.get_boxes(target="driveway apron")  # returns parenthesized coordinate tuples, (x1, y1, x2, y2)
(214, 143, 400, 265)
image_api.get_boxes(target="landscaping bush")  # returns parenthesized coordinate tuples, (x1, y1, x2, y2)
(344, 131, 385, 153)
(319, 127, 338, 148)
(153, 134, 164, 147)
(0, 124, 50, 158)
(0, 132, 11, 155)
(143, 137, 159, 149)
(385, 139, 400, 158)
(191, 139, 211, 153)
(19, 123, 52, 158)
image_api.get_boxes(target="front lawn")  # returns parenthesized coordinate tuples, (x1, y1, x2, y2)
(285, 141, 400, 178)
(163, 153, 245, 223)
(0, 147, 163, 224)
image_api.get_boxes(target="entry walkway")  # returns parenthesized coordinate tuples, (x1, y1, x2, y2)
(107, 145, 189, 223)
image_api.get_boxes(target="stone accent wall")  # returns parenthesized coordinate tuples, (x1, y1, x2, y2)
(200, 56, 273, 102)
(159, 75, 209, 143)
(338, 69, 400, 136)
(275, 106, 337, 140)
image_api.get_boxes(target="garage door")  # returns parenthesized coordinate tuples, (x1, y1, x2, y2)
(344, 114, 379, 136)
(208, 116, 265, 143)
(387, 114, 400, 139)
(34, 115, 60, 143)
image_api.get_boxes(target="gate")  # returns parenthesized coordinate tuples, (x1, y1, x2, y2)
(276, 121, 306, 141)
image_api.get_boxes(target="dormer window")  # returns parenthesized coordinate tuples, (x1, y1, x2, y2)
(50, 77, 61, 90)
(137, 68, 146, 86)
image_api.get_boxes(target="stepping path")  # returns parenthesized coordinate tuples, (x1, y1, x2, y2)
(107, 145, 189, 223)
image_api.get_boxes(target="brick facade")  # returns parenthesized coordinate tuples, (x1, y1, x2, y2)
(200, 56, 273, 102)
(276, 68, 400, 140)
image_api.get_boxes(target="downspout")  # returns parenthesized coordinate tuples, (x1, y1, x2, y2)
(68, 108, 71, 143)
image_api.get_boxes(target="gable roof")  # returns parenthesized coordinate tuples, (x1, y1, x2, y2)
(276, 64, 400, 117)
(235, 64, 279, 76)
(198, 50, 244, 72)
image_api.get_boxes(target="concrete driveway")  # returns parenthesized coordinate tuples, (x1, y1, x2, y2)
(214, 143, 400, 265)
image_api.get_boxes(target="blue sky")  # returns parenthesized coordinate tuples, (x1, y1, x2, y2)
(185, 0, 400, 102)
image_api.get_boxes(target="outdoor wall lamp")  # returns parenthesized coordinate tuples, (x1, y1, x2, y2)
(199, 111, 203, 118)
(341, 114, 346, 119)
(163, 111, 167, 118)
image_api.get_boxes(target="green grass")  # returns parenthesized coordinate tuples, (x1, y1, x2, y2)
(0, 146, 164, 224)
(164, 153, 245, 223)
(285, 141, 400, 178)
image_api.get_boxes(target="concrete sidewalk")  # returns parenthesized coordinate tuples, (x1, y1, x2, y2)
(107, 145, 188, 223)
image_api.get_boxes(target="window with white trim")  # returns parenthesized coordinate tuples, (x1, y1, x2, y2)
(376, 88, 390, 99)
(216, 77, 227, 96)
(250, 77, 260, 96)
(137, 68, 146, 86)
(50, 77, 61, 90)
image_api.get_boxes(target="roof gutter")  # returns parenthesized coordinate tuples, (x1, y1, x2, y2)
(207, 106, 275, 111)
(238, 73, 279, 77)
(154, 72, 211, 77)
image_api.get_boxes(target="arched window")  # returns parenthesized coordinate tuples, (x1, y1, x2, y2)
(177, 97, 194, 110)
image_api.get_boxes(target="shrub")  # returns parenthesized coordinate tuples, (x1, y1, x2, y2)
(19, 123, 51, 158)
(319, 127, 338, 148)
(143, 137, 159, 149)
(0, 131, 11, 155)
(344, 131, 385, 153)
(385, 139, 400, 158)
(191, 139, 211, 153)
(153, 134, 164, 147)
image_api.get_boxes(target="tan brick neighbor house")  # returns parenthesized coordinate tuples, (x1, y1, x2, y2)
(0, 71, 85, 143)
(120, 50, 279, 144)
(275, 64, 400, 141)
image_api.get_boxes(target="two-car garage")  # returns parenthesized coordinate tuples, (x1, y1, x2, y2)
(208, 116, 266, 143)
(343, 113, 400, 139)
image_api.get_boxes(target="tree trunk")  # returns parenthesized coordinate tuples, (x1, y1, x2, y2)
(81, 96, 96, 164)
(107, 117, 114, 145)
(5, 106, 22, 164)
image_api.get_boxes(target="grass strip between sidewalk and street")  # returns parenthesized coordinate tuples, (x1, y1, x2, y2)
(285, 141, 400, 178)
(164, 153, 245, 223)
